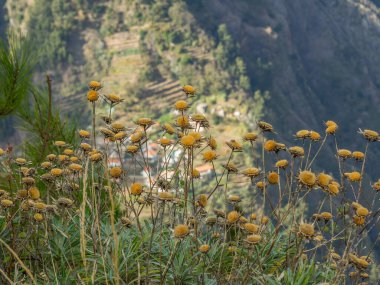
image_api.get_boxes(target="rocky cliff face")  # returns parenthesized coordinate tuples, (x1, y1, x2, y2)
(188, 0, 380, 176)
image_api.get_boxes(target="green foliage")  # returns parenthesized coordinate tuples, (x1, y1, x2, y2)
(0, 31, 36, 116)
(17, 86, 77, 163)
(0, 213, 334, 284)
(27, 0, 78, 66)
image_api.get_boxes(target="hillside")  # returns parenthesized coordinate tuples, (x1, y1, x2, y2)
(188, 0, 380, 177)
(1, 0, 380, 177)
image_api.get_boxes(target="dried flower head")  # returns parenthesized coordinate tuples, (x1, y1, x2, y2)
(34, 202, 47, 212)
(372, 179, 380, 191)
(213, 209, 226, 218)
(299, 223, 315, 238)
(51, 168, 63, 177)
(228, 246, 237, 253)
(211, 232, 221, 239)
(158, 191, 174, 201)
(63, 149, 74, 156)
(317, 173, 333, 188)
(87, 90, 99, 102)
(174, 224, 190, 238)
(180, 135, 196, 148)
(28, 187, 40, 200)
(105, 94, 123, 104)
(351, 202, 363, 210)
(289, 146, 305, 157)
(114, 131, 128, 141)
(352, 151, 364, 160)
(99, 127, 115, 138)
(15, 158, 27, 166)
(242, 167, 260, 178)
(258, 121, 273, 132)
(298, 171, 316, 187)
(80, 143, 92, 151)
(79, 129, 90, 138)
(70, 157, 79, 163)
(182, 85, 196, 97)
(309, 131, 321, 141)
(360, 129, 379, 142)
(110, 122, 125, 132)
(330, 251, 341, 260)
(222, 162, 238, 173)
(206, 217, 217, 226)
(88, 81, 102, 90)
(1, 199, 13, 208)
(337, 149, 351, 159)
(162, 123, 176, 135)
(176, 116, 190, 129)
(159, 137, 172, 147)
(120, 217, 132, 228)
(90, 152, 102, 162)
(267, 172, 279, 184)
(327, 182, 340, 195)
(199, 244, 210, 253)
(320, 212, 333, 221)
(344, 171, 361, 182)
(18, 176, 32, 186)
(360, 272, 369, 279)
(174, 100, 189, 111)
(261, 216, 269, 225)
(243, 132, 258, 142)
(130, 183, 143, 196)
(135, 118, 154, 129)
(109, 167, 122, 178)
(325, 121, 338, 134)
(226, 139, 243, 151)
(47, 154, 57, 161)
(69, 163, 83, 172)
(126, 145, 139, 154)
(191, 114, 208, 126)
(208, 137, 217, 150)
(245, 234, 262, 244)
(130, 130, 144, 144)
(325, 120, 337, 127)
(189, 131, 202, 142)
(57, 197, 74, 208)
(191, 169, 200, 179)
(275, 159, 288, 169)
(202, 150, 217, 162)
(34, 213, 44, 222)
(197, 194, 208, 208)
(227, 211, 240, 223)
(57, 154, 69, 163)
(227, 195, 241, 203)
(356, 207, 369, 217)
(243, 223, 259, 234)
(353, 215, 365, 226)
(17, 189, 28, 199)
(264, 140, 277, 152)
(295, 130, 310, 139)
(250, 213, 257, 220)
(256, 181, 265, 190)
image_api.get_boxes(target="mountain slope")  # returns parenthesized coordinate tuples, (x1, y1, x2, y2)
(187, 0, 380, 177)
(2, 0, 380, 178)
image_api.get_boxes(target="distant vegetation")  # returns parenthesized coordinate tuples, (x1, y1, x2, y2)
(0, 2, 379, 283)
(0, 42, 379, 282)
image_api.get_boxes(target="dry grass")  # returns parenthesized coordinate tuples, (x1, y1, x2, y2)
(0, 81, 379, 284)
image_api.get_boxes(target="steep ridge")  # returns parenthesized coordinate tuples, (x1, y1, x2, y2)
(187, 0, 380, 178)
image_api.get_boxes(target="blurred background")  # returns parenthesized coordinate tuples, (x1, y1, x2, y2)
(0, 0, 379, 257)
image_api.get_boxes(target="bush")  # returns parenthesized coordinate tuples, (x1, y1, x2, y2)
(0, 80, 378, 284)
